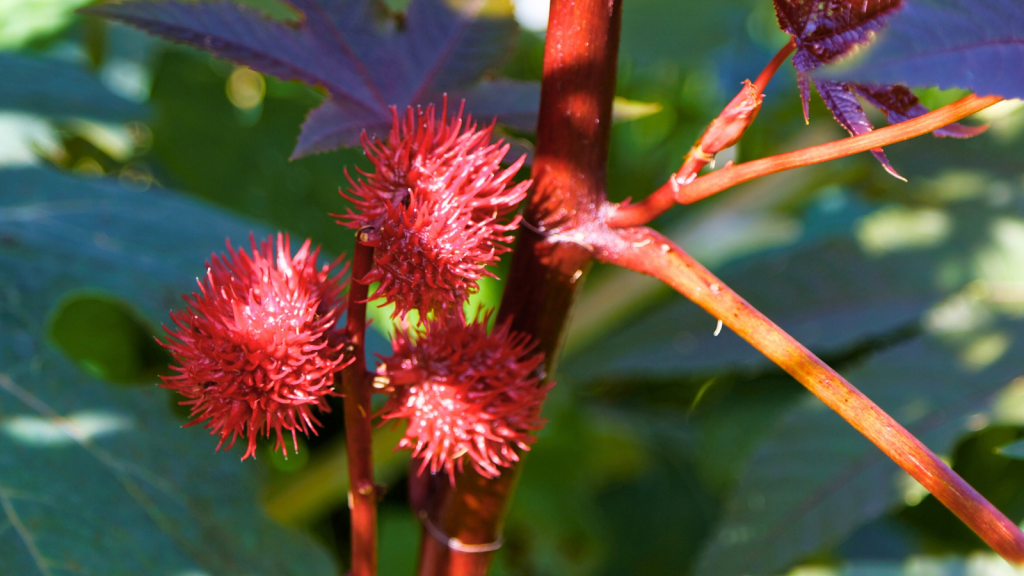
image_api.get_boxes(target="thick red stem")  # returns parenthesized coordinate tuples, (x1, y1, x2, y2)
(412, 0, 622, 573)
(342, 231, 377, 576)
(590, 225, 1024, 564)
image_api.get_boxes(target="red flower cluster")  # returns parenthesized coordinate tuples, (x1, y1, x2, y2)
(338, 101, 530, 318)
(377, 313, 550, 481)
(160, 234, 350, 460)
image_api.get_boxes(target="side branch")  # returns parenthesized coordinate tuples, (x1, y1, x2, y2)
(588, 225, 1024, 563)
(754, 38, 796, 95)
(606, 39, 795, 228)
(674, 94, 1000, 205)
(342, 229, 378, 576)
(608, 94, 1000, 228)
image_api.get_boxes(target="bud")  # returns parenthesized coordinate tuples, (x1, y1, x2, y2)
(338, 100, 531, 318)
(160, 234, 350, 459)
(378, 312, 551, 481)
(698, 79, 764, 156)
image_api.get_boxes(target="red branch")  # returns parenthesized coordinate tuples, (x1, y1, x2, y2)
(753, 38, 796, 95)
(342, 230, 378, 576)
(674, 94, 1001, 204)
(589, 225, 1024, 564)
(606, 39, 795, 228)
(412, 0, 623, 573)
(608, 94, 1001, 228)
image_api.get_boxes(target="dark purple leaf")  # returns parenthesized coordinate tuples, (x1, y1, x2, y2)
(293, 79, 540, 158)
(775, 0, 903, 69)
(86, 0, 536, 157)
(773, 0, 983, 177)
(816, 0, 1024, 100)
(852, 84, 987, 138)
(85, 1, 384, 111)
(294, 97, 389, 158)
(816, 80, 903, 180)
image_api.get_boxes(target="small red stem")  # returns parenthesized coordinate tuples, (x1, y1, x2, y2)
(753, 38, 796, 95)
(606, 39, 795, 228)
(342, 230, 377, 576)
(589, 225, 1024, 564)
(674, 94, 1001, 205)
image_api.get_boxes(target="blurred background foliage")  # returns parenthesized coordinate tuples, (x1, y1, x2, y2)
(3, 0, 1024, 575)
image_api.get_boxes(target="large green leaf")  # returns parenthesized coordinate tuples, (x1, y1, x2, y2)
(563, 236, 943, 383)
(619, 0, 766, 69)
(0, 53, 147, 122)
(0, 168, 336, 575)
(694, 329, 1024, 576)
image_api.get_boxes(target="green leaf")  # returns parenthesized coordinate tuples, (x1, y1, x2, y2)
(619, 0, 764, 68)
(0, 53, 148, 122)
(564, 236, 942, 382)
(146, 50, 363, 261)
(0, 167, 336, 575)
(694, 330, 1024, 576)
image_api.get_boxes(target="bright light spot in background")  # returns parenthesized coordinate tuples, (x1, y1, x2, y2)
(611, 97, 663, 123)
(975, 99, 1024, 143)
(953, 553, 1024, 576)
(514, 0, 549, 31)
(679, 211, 801, 270)
(896, 469, 931, 507)
(0, 0, 93, 50)
(0, 113, 61, 166)
(919, 169, 990, 203)
(227, 66, 266, 111)
(924, 283, 994, 337)
(993, 377, 1024, 426)
(975, 218, 1024, 313)
(101, 59, 152, 103)
(64, 119, 135, 162)
(960, 331, 1011, 371)
(786, 552, 1024, 575)
(855, 206, 951, 255)
(2, 410, 133, 447)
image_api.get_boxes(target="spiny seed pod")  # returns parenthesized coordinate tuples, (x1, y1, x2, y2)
(338, 100, 531, 318)
(160, 233, 350, 460)
(377, 312, 551, 482)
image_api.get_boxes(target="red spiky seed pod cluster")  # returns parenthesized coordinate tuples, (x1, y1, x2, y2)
(377, 313, 551, 481)
(338, 101, 531, 318)
(161, 233, 351, 460)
